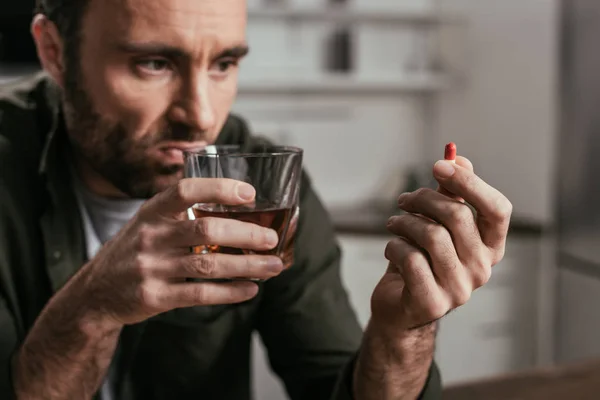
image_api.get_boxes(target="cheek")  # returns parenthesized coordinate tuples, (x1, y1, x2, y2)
(83, 61, 174, 139)
(209, 76, 238, 128)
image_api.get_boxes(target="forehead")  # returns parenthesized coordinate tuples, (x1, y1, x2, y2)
(84, 0, 247, 48)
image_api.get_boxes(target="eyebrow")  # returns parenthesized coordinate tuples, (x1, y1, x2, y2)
(216, 45, 250, 59)
(116, 41, 250, 60)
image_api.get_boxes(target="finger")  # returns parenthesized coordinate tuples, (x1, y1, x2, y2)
(147, 178, 256, 218)
(165, 254, 284, 281)
(169, 217, 279, 251)
(432, 161, 513, 252)
(397, 188, 483, 260)
(166, 281, 260, 308)
(437, 156, 473, 202)
(384, 238, 449, 316)
(387, 214, 470, 294)
(455, 156, 474, 172)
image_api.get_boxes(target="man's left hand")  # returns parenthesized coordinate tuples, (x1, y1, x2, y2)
(372, 156, 513, 331)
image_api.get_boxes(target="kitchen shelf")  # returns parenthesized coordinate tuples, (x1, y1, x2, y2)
(238, 72, 453, 94)
(248, 5, 465, 26)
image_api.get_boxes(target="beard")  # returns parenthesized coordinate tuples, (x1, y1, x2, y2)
(61, 69, 203, 199)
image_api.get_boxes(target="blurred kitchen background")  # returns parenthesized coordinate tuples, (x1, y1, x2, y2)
(4, 0, 600, 398)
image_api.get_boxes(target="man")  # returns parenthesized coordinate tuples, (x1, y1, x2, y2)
(0, 0, 513, 399)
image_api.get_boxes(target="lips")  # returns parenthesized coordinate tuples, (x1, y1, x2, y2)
(154, 142, 207, 165)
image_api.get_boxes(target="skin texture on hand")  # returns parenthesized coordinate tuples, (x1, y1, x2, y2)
(76, 177, 284, 329)
(354, 156, 512, 399)
(12, 287, 123, 399)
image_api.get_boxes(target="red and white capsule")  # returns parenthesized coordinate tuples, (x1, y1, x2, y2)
(444, 142, 457, 164)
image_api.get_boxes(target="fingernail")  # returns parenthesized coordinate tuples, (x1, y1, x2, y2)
(397, 193, 407, 205)
(387, 216, 397, 227)
(434, 160, 456, 178)
(266, 257, 284, 273)
(243, 283, 260, 297)
(266, 230, 279, 248)
(237, 184, 255, 201)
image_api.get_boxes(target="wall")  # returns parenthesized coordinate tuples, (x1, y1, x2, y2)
(437, 0, 560, 225)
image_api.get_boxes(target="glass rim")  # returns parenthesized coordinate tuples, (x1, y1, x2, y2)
(183, 145, 303, 158)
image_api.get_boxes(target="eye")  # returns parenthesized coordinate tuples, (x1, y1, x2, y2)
(209, 59, 239, 77)
(135, 58, 172, 74)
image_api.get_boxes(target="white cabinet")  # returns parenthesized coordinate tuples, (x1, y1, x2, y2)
(556, 267, 600, 363)
(337, 234, 390, 327)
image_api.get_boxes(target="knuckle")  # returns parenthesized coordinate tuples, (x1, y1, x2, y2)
(423, 224, 449, 248)
(425, 299, 451, 321)
(384, 241, 396, 261)
(403, 250, 426, 269)
(196, 255, 218, 277)
(491, 196, 513, 221)
(132, 254, 153, 278)
(174, 180, 190, 203)
(138, 283, 160, 309)
(448, 204, 473, 227)
(499, 197, 514, 219)
(194, 218, 214, 242)
(192, 285, 208, 305)
(473, 266, 492, 288)
(492, 246, 507, 266)
(136, 224, 156, 251)
(452, 284, 473, 307)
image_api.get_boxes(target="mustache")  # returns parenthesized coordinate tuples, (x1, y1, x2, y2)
(157, 123, 207, 143)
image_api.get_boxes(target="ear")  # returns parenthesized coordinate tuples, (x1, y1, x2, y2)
(31, 14, 66, 88)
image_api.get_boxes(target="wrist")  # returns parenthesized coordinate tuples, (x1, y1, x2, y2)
(353, 321, 436, 400)
(57, 264, 125, 336)
(364, 318, 437, 360)
(76, 310, 124, 339)
(43, 278, 124, 341)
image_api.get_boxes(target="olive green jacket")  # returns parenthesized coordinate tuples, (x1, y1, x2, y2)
(0, 74, 441, 399)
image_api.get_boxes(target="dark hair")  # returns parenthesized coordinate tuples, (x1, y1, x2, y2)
(35, 0, 91, 95)
(34, 0, 89, 74)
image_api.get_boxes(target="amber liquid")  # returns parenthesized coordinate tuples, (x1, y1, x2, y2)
(191, 204, 298, 269)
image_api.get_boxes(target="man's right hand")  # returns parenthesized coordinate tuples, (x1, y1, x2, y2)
(66, 178, 284, 329)
(12, 178, 283, 399)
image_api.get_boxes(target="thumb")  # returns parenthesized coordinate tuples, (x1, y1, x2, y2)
(436, 156, 473, 202)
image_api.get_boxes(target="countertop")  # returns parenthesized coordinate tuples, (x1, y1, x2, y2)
(329, 204, 551, 237)
(442, 359, 600, 400)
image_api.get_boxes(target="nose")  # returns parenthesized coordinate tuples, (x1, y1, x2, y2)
(170, 75, 216, 133)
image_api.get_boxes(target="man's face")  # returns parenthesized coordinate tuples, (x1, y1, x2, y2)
(63, 0, 248, 198)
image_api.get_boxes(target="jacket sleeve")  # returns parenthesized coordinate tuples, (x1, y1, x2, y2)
(329, 352, 443, 400)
